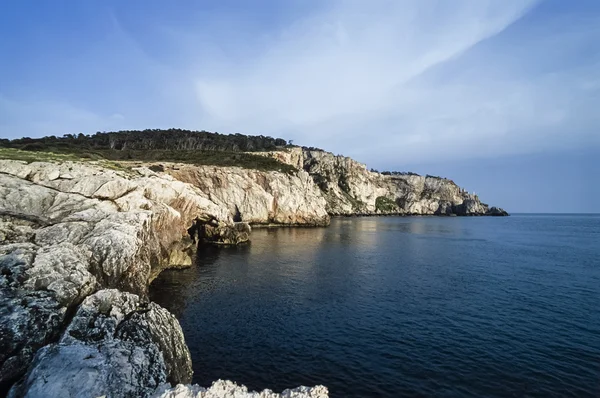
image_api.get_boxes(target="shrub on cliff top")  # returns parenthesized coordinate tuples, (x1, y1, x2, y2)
(0, 130, 298, 173)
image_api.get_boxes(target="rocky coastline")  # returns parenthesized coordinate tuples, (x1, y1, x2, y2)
(0, 146, 506, 397)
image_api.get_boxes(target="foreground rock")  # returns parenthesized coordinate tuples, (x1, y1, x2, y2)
(0, 159, 235, 393)
(153, 380, 328, 398)
(9, 289, 192, 398)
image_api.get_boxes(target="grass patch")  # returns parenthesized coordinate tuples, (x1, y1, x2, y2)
(0, 147, 297, 173)
(0, 147, 133, 173)
(0, 147, 85, 163)
(342, 191, 367, 212)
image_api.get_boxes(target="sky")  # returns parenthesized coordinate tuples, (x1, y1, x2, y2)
(0, 0, 599, 212)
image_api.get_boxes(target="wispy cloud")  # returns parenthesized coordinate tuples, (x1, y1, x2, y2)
(191, 2, 537, 155)
(186, 0, 599, 166)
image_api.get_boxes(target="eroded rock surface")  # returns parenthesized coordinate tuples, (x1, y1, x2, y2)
(9, 289, 192, 398)
(0, 159, 232, 392)
(168, 165, 330, 226)
(300, 150, 505, 216)
(153, 380, 329, 398)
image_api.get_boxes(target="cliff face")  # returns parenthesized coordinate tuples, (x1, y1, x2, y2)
(0, 159, 224, 394)
(168, 164, 330, 226)
(256, 148, 506, 216)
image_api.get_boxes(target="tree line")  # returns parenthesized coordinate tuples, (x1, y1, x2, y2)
(0, 129, 289, 153)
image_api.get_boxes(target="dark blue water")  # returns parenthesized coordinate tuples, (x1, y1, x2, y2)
(150, 215, 600, 397)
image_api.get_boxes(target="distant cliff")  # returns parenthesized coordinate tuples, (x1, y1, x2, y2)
(254, 147, 508, 217)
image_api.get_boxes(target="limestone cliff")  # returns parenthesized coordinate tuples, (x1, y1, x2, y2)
(254, 148, 507, 216)
(167, 164, 329, 226)
(0, 159, 226, 394)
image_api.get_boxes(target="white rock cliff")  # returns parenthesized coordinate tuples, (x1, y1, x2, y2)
(256, 148, 506, 216)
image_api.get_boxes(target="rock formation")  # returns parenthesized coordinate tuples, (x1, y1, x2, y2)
(152, 380, 328, 398)
(254, 148, 508, 217)
(167, 164, 330, 226)
(9, 289, 192, 398)
(0, 159, 209, 394)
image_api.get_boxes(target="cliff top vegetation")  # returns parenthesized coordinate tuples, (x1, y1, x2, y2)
(0, 129, 297, 173)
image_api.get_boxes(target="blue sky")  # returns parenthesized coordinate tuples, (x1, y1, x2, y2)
(1, 0, 599, 212)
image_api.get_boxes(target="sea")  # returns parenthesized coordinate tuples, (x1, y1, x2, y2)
(150, 214, 600, 397)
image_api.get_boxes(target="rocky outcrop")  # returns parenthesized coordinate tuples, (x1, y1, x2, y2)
(298, 150, 505, 216)
(486, 206, 509, 216)
(0, 159, 238, 394)
(152, 380, 328, 398)
(9, 289, 192, 398)
(250, 147, 305, 170)
(0, 145, 504, 396)
(187, 216, 251, 246)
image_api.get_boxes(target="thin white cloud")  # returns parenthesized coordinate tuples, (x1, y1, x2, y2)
(186, 0, 599, 166)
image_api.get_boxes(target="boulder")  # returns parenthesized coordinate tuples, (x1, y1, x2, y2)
(200, 221, 251, 245)
(486, 206, 509, 216)
(9, 289, 192, 398)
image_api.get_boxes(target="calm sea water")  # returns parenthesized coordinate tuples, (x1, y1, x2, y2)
(150, 215, 600, 397)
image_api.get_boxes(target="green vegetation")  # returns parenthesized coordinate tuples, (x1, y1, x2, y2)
(338, 174, 351, 193)
(0, 147, 133, 172)
(380, 171, 420, 176)
(375, 196, 399, 212)
(312, 173, 329, 191)
(0, 129, 288, 152)
(0, 147, 84, 163)
(348, 195, 367, 212)
(0, 147, 296, 173)
(425, 174, 446, 180)
(100, 149, 297, 173)
(0, 130, 298, 173)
